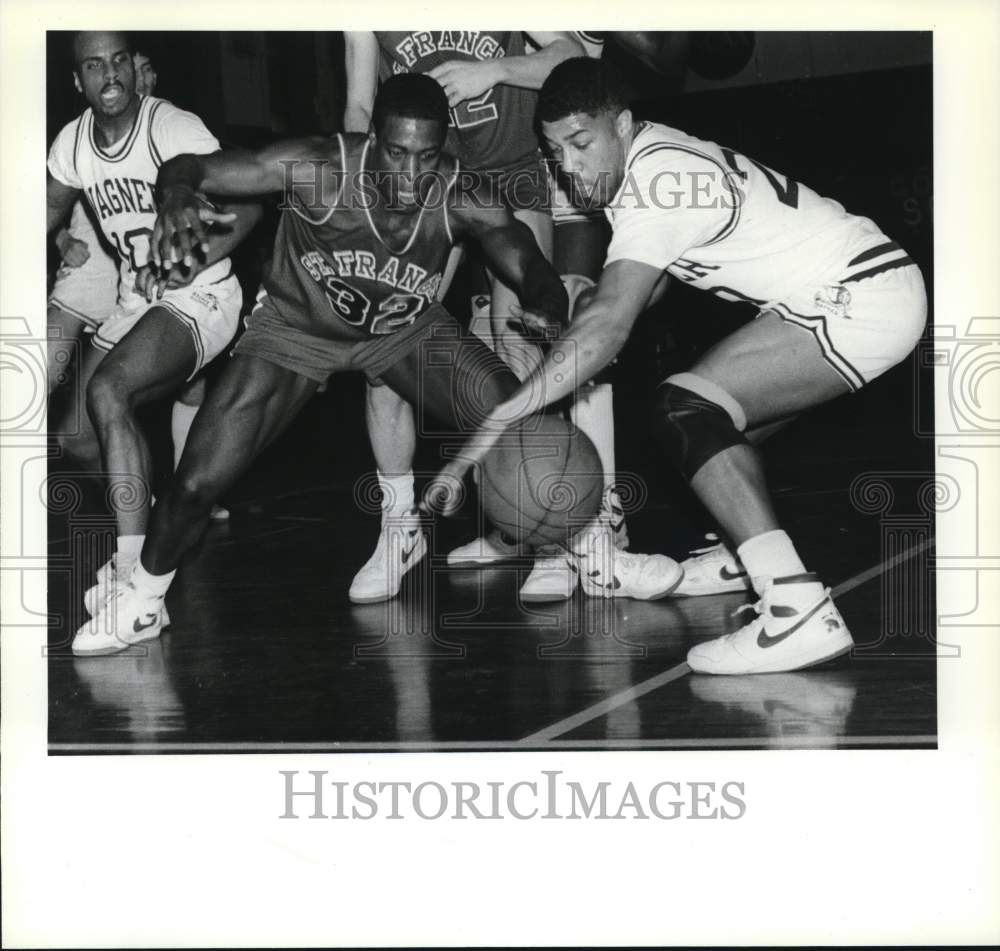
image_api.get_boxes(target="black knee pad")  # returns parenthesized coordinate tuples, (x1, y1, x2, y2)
(655, 380, 748, 481)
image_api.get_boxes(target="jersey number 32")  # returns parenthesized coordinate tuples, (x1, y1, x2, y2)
(324, 277, 424, 335)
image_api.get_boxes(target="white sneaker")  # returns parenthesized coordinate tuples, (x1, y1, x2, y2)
(520, 550, 577, 602)
(73, 581, 169, 657)
(349, 510, 427, 604)
(602, 486, 630, 551)
(672, 534, 751, 597)
(84, 555, 128, 617)
(572, 521, 683, 600)
(447, 528, 527, 567)
(686, 574, 854, 674)
(84, 555, 170, 625)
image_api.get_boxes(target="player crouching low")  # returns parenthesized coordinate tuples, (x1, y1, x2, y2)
(430, 59, 927, 674)
(71, 73, 682, 657)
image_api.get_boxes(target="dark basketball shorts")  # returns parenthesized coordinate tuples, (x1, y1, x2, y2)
(233, 292, 458, 384)
(234, 291, 520, 433)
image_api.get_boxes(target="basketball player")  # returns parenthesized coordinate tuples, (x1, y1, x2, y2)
(71, 74, 677, 656)
(429, 59, 927, 674)
(344, 31, 676, 604)
(46, 49, 160, 394)
(46, 32, 259, 616)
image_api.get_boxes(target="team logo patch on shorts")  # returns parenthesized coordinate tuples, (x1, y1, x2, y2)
(814, 285, 852, 319)
(190, 289, 220, 311)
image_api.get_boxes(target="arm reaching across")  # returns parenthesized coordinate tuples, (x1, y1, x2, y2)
(449, 192, 568, 340)
(152, 137, 327, 269)
(137, 196, 263, 301)
(424, 259, 664, 515)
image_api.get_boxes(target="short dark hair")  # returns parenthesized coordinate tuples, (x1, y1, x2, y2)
(71, 30, 132, 68)
(537, 57, 631, 124)
(372, 73, 450, 137)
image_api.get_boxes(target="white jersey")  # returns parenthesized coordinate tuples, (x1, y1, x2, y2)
(604, 121, 910, 305)
(47, 95, 231, 297)
(65, 197, 107, 251)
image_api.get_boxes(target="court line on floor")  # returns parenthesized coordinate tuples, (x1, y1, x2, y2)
(830, 536, 935, 599)
(519, 662, 693, 744)
(519, 537, 935, 745)
(47, 734, 937, 753)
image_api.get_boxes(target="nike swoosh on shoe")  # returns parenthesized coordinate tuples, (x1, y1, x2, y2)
(756, 597, 829, 649)
(400, 534, 422, 565)
(133, 613, 159, 634)
(719, 565, 749, 581)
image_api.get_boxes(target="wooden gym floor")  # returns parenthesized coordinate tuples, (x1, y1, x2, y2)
(46, 362, 937, 753)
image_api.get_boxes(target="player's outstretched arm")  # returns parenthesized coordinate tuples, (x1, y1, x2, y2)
(46, 173, 79, 235)
(152, 138, 326, 269)
(343, 32, 380, 132)
(451, 199, 568, 337)
(424, 258, 662, 515)
(137, 197, 264, 301)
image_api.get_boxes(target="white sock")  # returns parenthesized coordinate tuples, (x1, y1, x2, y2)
(171, 401, 199, 470)
(116, 534, 144, 562)
(737, 530, 808, 595)
(379, 469, 414, 517)
(570, 382, 617, 492)
(130, 560, 176, 599)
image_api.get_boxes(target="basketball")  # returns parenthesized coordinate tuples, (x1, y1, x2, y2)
(479, 413, 604, 547)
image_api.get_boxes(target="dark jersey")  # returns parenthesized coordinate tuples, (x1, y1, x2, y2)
(262, 134, 457, 342)
(375, 31, 540, 172)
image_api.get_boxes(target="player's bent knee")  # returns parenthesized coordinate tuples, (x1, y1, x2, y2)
(655, 373, 749, 481)
(54, 427, 101, 467)
(884, 273, 929, 374)
(85, 370, 131, 423)
(172, 468, 223, 513)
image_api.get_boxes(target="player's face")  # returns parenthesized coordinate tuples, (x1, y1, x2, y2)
(73, 32, 136, 119)
(372, 115, 446, 209)
(542, 109, 631, 209)
(133, 53, 157, 96)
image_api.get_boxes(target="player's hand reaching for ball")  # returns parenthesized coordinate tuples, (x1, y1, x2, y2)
(152, 186, 236, 272)
(427, 59, 502, 107)
(421, 406, 533, 517)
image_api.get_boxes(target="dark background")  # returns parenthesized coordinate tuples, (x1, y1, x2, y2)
(46, 31, 934, 562)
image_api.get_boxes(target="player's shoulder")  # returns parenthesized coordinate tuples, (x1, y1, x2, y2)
(144, 95, 201, 128)
(53, 109, 89, 145)
(627, 121, 728, 175)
